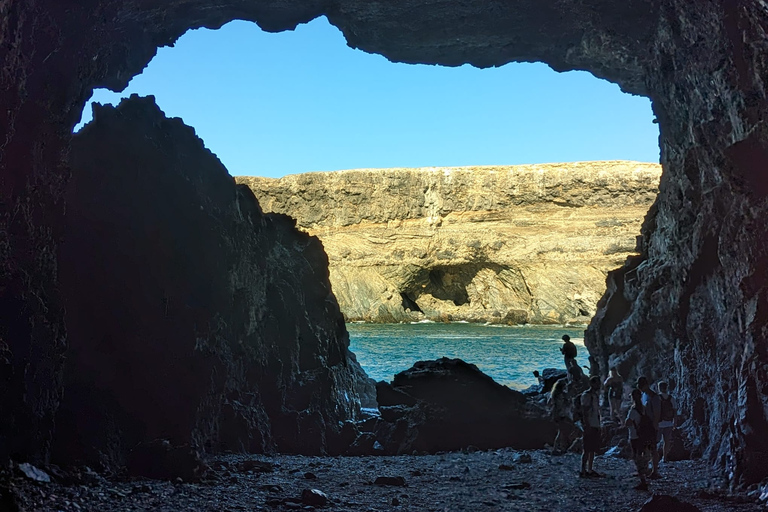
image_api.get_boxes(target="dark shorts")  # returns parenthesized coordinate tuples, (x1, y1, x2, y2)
(659, 426, 672, 444)
(631, 438, 650, 455)
(583, 426, 600, 452)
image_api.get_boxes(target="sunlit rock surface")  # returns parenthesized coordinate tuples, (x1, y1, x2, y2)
(1, 0, 767, 490)
(54, 96, 362, 466)
(238, 163, 660, 325)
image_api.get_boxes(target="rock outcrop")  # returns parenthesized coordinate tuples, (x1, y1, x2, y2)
(53, 96, 362, 466)
(1, 0, 767, 492)
(372, 358, 555, 454)
(238, 163, 660, 325)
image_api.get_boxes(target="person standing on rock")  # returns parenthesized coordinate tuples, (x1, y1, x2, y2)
(560, 335, 578, 377)
(657, 381, 677, 462)
(603, 367, 624, 422)
(638, 377, 662, 479)
(579, 376, 603, 478)
(626, 388, 652, 490)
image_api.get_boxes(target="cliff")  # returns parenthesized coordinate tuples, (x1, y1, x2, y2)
(237, 162, 661, 325)
(53, 96, 363, 466)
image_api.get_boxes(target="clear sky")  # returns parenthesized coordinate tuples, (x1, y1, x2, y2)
(78, 17, 659, 178)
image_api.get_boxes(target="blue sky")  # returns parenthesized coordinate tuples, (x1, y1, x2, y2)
(78, 17, 659, 178)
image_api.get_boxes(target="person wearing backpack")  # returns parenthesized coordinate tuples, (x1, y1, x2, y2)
(579, 376, 603, 478)
(626, 388, 653, 490)
(638, 377, 662, 479)
(657, 381, 677, 462)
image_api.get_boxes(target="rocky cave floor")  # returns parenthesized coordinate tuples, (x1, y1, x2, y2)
(4, 449, 766, 512)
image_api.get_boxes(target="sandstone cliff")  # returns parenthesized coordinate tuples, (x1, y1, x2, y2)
(237, 162, 661, 325)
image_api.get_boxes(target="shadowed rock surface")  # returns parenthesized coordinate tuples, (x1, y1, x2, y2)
(237, 163, 660, 325)
(3, 451, 762, 512)
(373, 358, 555, 454)
(54, 96, 361, 467)
(0, 0, 767, 492)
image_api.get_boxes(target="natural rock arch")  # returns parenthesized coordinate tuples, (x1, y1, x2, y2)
(1, 0, 767, 488)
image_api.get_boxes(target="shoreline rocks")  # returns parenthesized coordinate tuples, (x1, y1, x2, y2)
(355, 358, 557, 455)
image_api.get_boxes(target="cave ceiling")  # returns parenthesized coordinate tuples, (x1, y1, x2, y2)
(2, 0, 768, 489)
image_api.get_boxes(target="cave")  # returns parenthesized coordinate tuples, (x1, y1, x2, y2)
(2, 0, 768, 493)
(400, 292, 423, 313)
(427, 267, 471, 307)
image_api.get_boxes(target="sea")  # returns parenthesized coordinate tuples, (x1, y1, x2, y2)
(347, 322, 587, 390)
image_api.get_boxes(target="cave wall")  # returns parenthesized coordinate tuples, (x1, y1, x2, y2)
(1, 0, 767, 488)
(55, 96, 362, 465)
(584, 1, 768, 487)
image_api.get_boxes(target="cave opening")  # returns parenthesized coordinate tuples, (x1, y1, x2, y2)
(3, 0, 766, 497)
(400, 292, 423, 313)
(76, 17, 659, 177)
(72, 15, 662, 392)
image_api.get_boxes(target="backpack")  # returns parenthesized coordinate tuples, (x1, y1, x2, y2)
(660, 395, 674, 422)
(637, 410, 656, 444)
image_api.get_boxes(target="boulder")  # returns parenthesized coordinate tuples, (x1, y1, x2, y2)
(376, 381, 418, 407)
(126, 440, 207, 482)
(521, 368, 568, 395)
(375, 358, 555, 453)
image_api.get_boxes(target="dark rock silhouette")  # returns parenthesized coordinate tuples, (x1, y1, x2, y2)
(639, 495, 702, 512)
(521, 368, 568, 395)
(0, 0, 767, 490)
(126, 440, 206, 482)
(372, 358, 555, 453)
(52, 96, 362, 466)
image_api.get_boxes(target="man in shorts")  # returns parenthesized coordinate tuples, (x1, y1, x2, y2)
(603, 367, 624, 422)
(579, 376, 603, 477)
(657, 381, 677, 462)
(638, 376, 661, 479)
(626, 388, 652, 490)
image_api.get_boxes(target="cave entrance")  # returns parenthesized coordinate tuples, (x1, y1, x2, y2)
(75, 16, 660, 389)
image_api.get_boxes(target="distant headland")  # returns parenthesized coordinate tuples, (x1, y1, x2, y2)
(237, 161, 661, 325)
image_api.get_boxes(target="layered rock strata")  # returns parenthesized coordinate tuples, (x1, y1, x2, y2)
(53, 96, 361, 466)
(238, 163, 660, 325)
(1, 0, 767, 492)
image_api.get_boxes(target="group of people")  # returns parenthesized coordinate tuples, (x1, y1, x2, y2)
(546, 334, 677, 491)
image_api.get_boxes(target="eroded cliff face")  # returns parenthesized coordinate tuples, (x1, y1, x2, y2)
(238, 163, 660, 325)
(54, 96, 361, 465)
(584, 3, 768, 488)
(1, 0, 767, 491)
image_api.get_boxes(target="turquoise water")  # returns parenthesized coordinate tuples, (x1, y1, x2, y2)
(348, 323, 587, 390)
